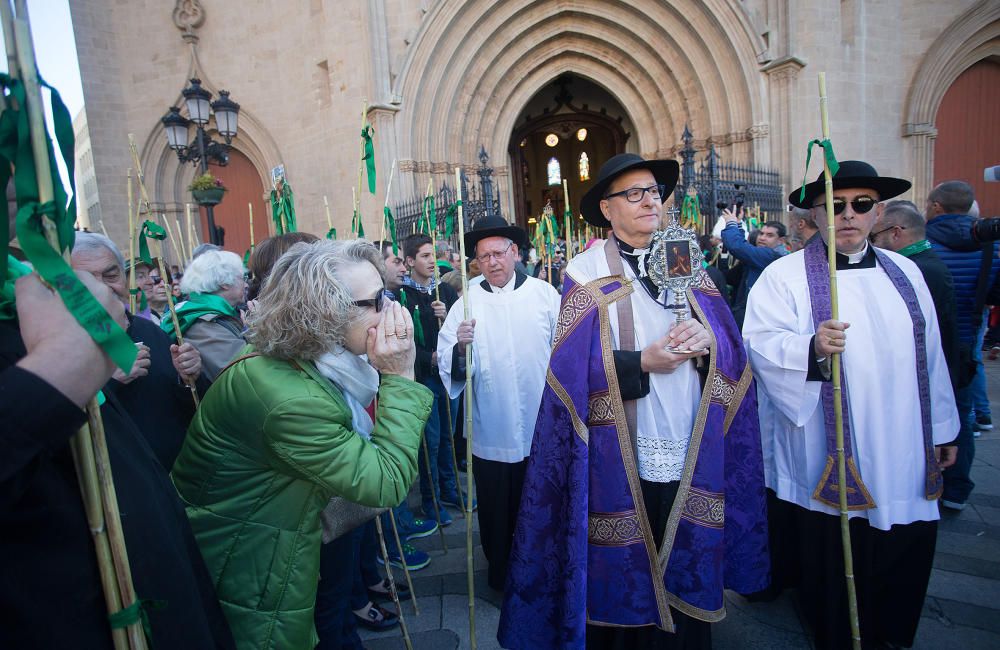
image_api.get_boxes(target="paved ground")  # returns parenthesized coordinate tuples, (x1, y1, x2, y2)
(360, 364, 1000, 649)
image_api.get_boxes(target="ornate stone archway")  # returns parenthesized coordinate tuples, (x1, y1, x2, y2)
(390, 0, 769, 216)
(902, 0, 1000, 204)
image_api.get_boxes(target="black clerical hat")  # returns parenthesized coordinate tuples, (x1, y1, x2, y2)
(580, 153, 680, 228)
(789, 160, 911, 209)
(463, 215, 528, 257)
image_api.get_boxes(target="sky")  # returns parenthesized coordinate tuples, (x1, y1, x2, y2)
(0, 0, 85, 190)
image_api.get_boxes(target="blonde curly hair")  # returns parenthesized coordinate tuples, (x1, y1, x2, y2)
(246, 239, 385, 360)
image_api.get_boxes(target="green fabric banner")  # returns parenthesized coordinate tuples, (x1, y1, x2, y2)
(270, 182, 297, 234)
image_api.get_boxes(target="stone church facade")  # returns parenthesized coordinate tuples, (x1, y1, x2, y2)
(70, 0, 1000, 255)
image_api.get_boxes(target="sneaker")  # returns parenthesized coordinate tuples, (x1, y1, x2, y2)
(402, 517, 438, 541)
(353, 603, 399, 630)
(377, 543, 431, 571)
(988, 346, 1000, 361)
(940, 499, 967, 511)
(976, 415, 993, 431)
(423, 502, 453, 527)
(440, 491, 478, 512)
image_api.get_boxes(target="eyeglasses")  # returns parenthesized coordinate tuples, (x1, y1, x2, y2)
(353, 289, 386, 312)
(604, 184, 666, 203)
(868, 224, 906, 241)
(813, 196, 877, 215)
(150, 275, 164, 285)
(476, 241, 514, 265)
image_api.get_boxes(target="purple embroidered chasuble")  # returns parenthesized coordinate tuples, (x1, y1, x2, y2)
(497, 270, 770, 650)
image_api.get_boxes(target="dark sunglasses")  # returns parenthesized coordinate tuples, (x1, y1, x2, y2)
(150, 275, 164, 285)
(353, 289, 386, 312)
(814, 196, 877, 216)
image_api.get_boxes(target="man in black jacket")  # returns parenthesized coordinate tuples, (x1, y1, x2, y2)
(399, 233, 467, 526)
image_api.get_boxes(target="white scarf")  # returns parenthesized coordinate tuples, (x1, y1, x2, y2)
(314, 347, 379, 439)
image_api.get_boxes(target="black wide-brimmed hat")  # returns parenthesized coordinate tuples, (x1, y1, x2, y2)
(580, 153, 680, 228)
(789, 160, 911, 209)
(463, 215, 528, 257)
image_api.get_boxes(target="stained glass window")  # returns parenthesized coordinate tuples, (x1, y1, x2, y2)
(547, 157, 562, 186)
(579, 152, 590, 181)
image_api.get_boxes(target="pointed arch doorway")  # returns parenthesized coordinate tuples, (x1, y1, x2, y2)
(508, 75, 632, 230)
(199, 148, 268, 255)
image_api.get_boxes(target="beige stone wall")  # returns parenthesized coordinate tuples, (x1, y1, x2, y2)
(71, 0, 997, 249)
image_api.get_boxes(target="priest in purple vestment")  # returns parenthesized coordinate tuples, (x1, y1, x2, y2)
(498, 154, 770, 650)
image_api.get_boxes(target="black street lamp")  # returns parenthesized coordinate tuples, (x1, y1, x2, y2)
(161, 78, 241, 245)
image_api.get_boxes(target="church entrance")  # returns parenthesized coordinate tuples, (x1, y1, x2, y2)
(200, 148, 268, 255)
(508, 74, 632, 230)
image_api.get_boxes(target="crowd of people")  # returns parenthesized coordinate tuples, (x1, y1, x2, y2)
(1, 151, 993, 650)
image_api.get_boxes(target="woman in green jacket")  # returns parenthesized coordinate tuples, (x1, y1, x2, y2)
(172, 239, 433, 649)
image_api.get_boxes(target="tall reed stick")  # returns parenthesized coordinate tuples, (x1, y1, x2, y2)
(186, 204, 195, 264)
(562, 179, 573, 261)
(127, 169, 136, 314)
(373, 516, 414, 650)
(455, 167, 477, 649)
(818, 71, 861, 650)
(387, 510, 419, 615)
(355, 100, 368, 236)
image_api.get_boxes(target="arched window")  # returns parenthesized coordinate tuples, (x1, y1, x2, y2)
(579, 152, 590, 181)
(547, 157, 562, 186)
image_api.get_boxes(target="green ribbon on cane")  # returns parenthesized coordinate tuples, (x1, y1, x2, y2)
(444, 202, 458, 239)
(361, 125, 376, 195)
(383, 205, 398, 256)
(351, 208, 365, 238)
(109, 598, 167, 647)
(0, 73, 136, 373)
(799, 139, 841, 203)
(138, 220, 166, 265)
(326, 227, 337, 240)
(420, 195, 435, 235)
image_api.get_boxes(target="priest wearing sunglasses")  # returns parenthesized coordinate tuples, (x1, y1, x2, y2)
(743, 160, 960, 649)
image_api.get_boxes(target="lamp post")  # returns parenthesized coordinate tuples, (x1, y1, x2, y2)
(161, 78, 240, 245)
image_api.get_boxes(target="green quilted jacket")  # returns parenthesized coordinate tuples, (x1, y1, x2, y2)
(171, 350, 432, 649)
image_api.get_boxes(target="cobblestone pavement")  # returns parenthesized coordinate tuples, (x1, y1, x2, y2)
(360, 363, 1000, 649)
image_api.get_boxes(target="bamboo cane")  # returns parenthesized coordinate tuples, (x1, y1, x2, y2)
(421, 433, 449, 553)
(387, 509, 420, 616)
(248, 202, 255, 249)
(356, 100, 368, 237)
(186, 204, 195, 265)
(127, 169, 136, 314)
(373, 516, 414, 650)
(127, 135, 200, 408)
(175, 218, 187, 264)
(8, 3, 142, 646)
(160, 214, 180, 267)
(323, 195, 332, 233)
(455, 167, 477, 649)
(562, 179, 573, 262)
(427, 177, 467, 515)
(818, 72, 862, 650)
(380, 160, 396, 244)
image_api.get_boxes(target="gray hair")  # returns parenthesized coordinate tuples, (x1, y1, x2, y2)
(246, 239, 386, 360)
(180, 249, 245, 294)
(881, 201, 926, 238)
(192, 243, 223, 258)
(73, 232, 125, 271)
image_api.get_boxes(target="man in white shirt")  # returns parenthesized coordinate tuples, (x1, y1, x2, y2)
(743, 160, 959, 649)
(437, 215, 561, 591)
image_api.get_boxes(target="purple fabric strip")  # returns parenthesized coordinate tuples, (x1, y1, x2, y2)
(803, 238, 875, 508)
(870, 248, 942, 500)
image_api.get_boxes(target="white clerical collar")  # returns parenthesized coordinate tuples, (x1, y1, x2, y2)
(845, 242, 869, 264)
(489, 273, 517, 293)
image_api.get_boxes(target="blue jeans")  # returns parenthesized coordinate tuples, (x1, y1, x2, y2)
(418, 375, 459, 510)
(351, 521, 380, 610)
(315, 526, 364, 650)
(943, 316, 986, 504)
(971, 313, 991, 419)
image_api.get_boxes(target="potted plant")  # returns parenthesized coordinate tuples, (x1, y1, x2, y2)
(189, 172, 227, 206)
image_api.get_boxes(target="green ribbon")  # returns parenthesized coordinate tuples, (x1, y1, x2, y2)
(351, 208, 365, 238)
(161, 291, 239, 339)
(799, 138, 841, 203)
(243, 248, 251, 267)
(129, 287, 148, 313)
(326, 227, 337, 240)
(0, 73, 135, 373)
(412, 303, 425, 347)
(681, 194, 701, 226)
(444, 203, 457, 239)
(138, 220, 166, 265)
(420, 196, 435, 235)
(108, 598, 166, 647)
(0, 255, 31, 321)
(361, 125, 376, 195)
(383, 206, 398, 256)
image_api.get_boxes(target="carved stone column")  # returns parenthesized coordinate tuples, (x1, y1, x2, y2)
(903, 122, 937, 205)
(762, 55, 806, 195)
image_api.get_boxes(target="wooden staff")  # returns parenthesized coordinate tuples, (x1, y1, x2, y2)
(127, 169, 136, 314)
(372, 516, 414, 650)
(128, 135, 200, 408)
(248, 202, 255, 249)
(562, 179, 573, 261)
(7, 2, 143, 647)
(323, 195, 332, 234)
(455, 167, 477, 649)
(818, 71, 861, 650)
(185, 204, 196, 264)
(352, 186, 359, 237)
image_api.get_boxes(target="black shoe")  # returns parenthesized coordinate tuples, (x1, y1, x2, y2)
(367, 577, 412, 603)
(353, 603, 399, 630)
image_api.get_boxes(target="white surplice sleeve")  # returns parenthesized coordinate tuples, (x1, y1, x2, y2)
(437, 297, 476, 400)
(742, 263, 822, 428)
